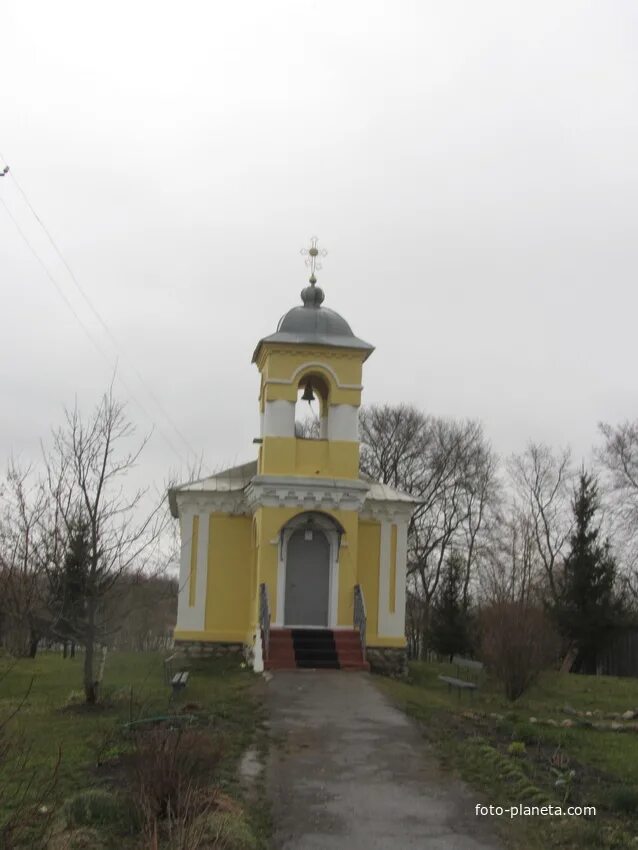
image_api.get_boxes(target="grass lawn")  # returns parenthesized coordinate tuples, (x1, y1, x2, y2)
(378, 661, 638, 850)
(0, 649, 268, 849)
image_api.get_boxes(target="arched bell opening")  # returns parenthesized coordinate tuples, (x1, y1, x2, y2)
(294, 372, 330, 440)
(276, 511, 343, 628)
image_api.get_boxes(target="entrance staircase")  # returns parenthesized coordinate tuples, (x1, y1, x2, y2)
(265, 628, 369, 671)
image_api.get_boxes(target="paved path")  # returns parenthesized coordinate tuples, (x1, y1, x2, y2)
(265, 670, 502, 850)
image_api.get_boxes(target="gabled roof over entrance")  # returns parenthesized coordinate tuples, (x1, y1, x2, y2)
(168, 460, 418, 518)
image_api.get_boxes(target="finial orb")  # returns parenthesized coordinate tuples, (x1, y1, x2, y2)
(301, 284, 325, 307)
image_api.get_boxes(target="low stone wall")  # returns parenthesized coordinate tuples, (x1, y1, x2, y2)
(174, 640, 245, 660)
(366, 646, 408, 678)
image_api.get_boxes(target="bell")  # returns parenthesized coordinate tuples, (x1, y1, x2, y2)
(301, 382, 315, 403)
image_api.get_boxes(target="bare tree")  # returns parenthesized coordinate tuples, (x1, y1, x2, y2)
(598, 421, 638, 594)
(507, 443, 573, 602)
(479, 503, 542, 605)
(360, 404, 428, 493)
(295, 416, 321, 439)
(460, 440, 499, 607)
(0, 462, 50, 657)
(45, 388, 167, 703)
(360, 405, 499, 655)
(598, 421, 638, 519)
(107, 573, 177, 651)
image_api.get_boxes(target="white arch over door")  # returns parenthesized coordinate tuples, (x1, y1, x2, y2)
(275, 512, 341, 628)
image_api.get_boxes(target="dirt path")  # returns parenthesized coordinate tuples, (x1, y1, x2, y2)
(265, 670, 503, 850)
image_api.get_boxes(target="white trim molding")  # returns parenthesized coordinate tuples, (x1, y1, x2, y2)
(245, 475, 369, 512)
(174, 491, 248, 517)
(359, 501, 414, 523)
(274, 512, 341, 629)
(264, 360, 363, 391)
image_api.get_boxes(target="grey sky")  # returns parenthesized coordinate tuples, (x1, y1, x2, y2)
(2, 0, 637, 495)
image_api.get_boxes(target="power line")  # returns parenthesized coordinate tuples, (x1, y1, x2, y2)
(0, 154, 206, 472)
(3, 156, 203, 467)
(0, 193, 190, 470)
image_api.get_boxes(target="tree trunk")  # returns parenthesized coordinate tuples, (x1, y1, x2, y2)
(70, 641, 76, 659)
(63, 641, 68, 659)
(84, 598, 97, 704)
(28, 628, 39, 659)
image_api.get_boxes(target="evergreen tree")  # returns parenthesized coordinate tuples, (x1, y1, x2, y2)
(50, 516, 89, 654)
(429, 552, 473, 661)
(554, 470, 624, 673)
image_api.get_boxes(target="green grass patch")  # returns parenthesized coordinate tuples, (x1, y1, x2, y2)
(377, 661, 638, 849)
(0, 650, 268, 849)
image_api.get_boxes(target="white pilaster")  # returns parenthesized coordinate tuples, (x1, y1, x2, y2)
(175, 511, 209, 632)
(262, 400, 296, 437)
(377, 520, 391, 636)
(176, 507, 195, 631)
(327, 404, 359, 441)
(377, 519, 408, 638)
(394, 521, 408, 635)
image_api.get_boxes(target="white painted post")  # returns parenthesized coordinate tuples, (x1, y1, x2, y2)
(253, 630, 264, 673)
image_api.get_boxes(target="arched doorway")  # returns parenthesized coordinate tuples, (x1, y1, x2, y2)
(277, 512, 343, 628)
(284, 528, 330, 626)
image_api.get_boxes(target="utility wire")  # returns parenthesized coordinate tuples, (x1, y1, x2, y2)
(0, 194, 189, 470)
(0, 153, 205, 470)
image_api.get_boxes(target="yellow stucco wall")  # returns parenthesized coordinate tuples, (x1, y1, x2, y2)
(204, 514, 253, 641)
(259, 437, 359, 479)
(256, 344, 367, 410)
(175, 508, 406, 649)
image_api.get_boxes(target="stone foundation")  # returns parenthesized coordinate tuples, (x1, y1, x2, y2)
(366, 646, 408, 678)
(174, 640, 245, 660)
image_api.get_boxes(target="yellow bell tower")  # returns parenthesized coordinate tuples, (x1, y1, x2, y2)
(252, 238, 374, 481)
(247, 238, 375, 631)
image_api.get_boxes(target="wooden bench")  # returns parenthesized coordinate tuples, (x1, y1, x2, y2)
(164, 654, 190, 697)
(438, 674, 478, 696)
(452, 655, 484, 682)
(438, 657, 484, 698)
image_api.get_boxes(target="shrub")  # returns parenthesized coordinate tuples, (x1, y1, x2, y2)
(64, 691, 85, 708)
(129, 726, 223, 839)
(609, 785, 638, 814)
(512, 722, 539, 745)
(198, 809, 258, 850)
(479, 601, 558, 700)
(50, 827, 109, 850)
(508, 741, 526, 757)
(63, 789, 135, 831)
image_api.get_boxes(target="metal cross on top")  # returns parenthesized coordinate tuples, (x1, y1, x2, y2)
(300, 236, 327, 285)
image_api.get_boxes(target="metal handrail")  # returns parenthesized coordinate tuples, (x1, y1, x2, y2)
(259, 582, 270, 662)
(353, 584, 367, 660)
